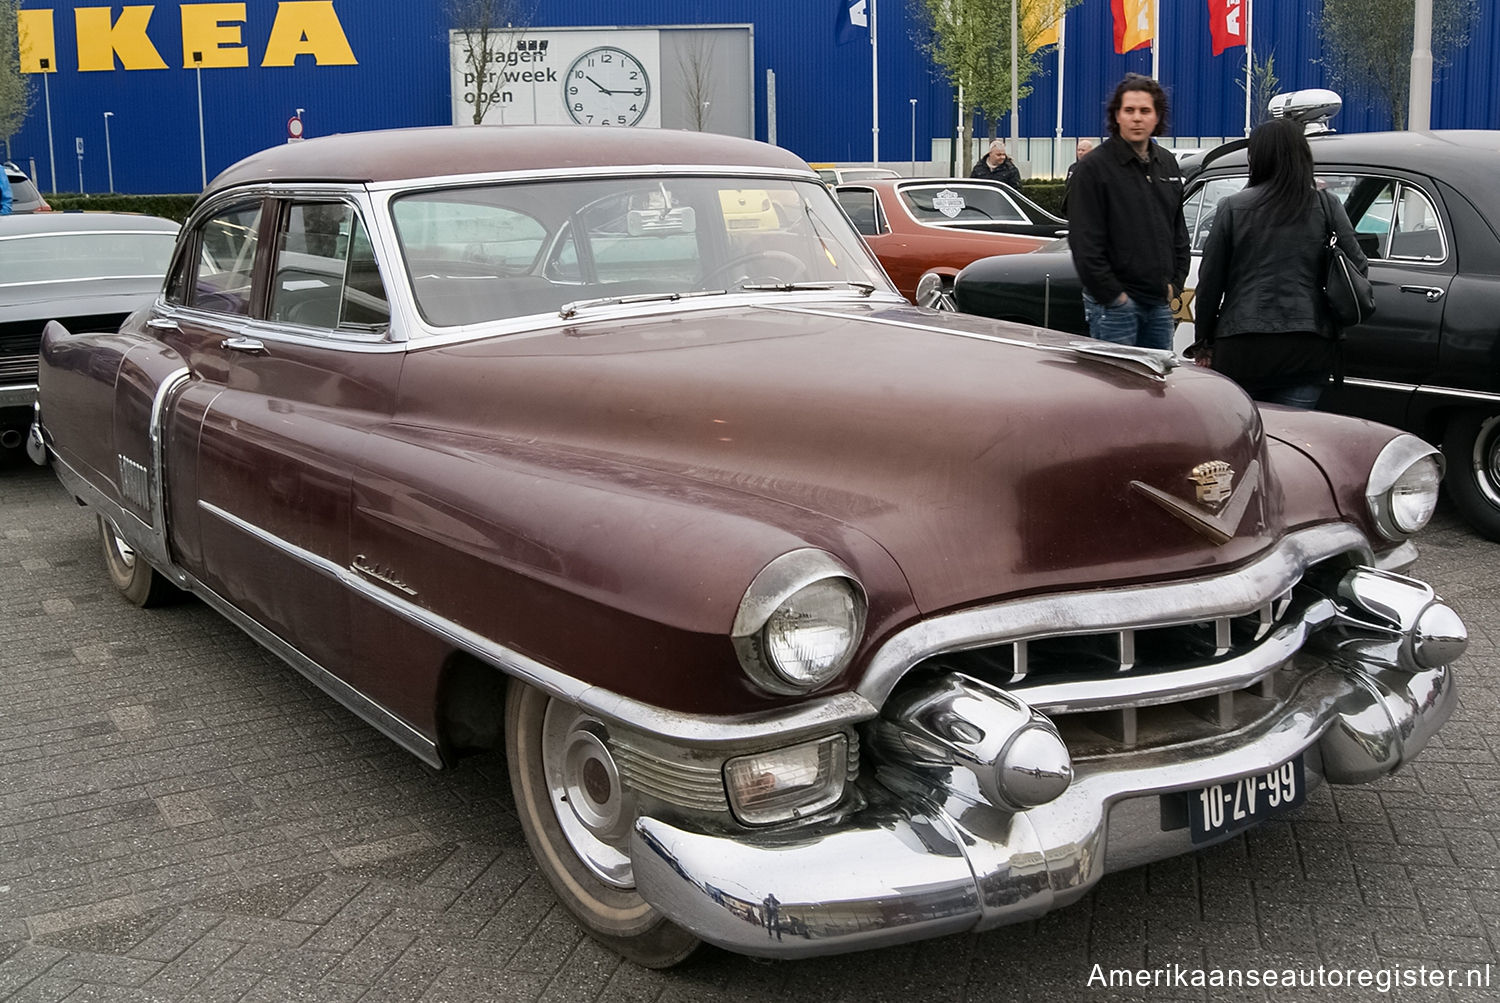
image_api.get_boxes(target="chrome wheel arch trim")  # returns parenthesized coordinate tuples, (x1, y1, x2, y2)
(854, 523, 1375, 711)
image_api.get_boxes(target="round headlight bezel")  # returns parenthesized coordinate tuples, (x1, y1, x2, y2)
(733, 550, 868, 696)
(1366, 435, 1444, 541)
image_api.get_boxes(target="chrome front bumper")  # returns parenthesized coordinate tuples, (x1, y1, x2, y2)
(630, 571, 1461, 959)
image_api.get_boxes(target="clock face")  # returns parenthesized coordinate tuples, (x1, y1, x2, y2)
(565, 46, 651, 127)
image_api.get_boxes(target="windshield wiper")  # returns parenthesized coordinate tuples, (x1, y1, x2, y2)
(558, 288, 728, 319)
(738, 280, 877, 295)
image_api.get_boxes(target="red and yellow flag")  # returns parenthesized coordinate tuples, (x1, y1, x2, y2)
(1112, 0, 1156, 54)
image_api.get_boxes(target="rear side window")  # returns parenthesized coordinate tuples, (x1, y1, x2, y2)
(835, 188, 881, 236)
(902, 185, 1025, 224)
(1184, 177, 1248, 252)
(184, 203, 263, 316)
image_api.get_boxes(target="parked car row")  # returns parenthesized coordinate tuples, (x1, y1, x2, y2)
(949, 118, 1500, 542)
(0, 212, 179, 450)
(26, 125, 1467, 968)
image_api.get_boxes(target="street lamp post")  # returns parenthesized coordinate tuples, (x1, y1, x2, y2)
(909, 99, 918, 177)
(193, 51, 207, 189)
(40, 58, 56, 195)
(103, 112, 115, 193)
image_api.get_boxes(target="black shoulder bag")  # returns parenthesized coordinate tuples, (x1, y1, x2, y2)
(1319, 189, 1376, 328)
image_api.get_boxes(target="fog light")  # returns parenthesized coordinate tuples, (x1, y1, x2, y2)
(724, 735, 847, 825)
(1412, 602, 1467, 668)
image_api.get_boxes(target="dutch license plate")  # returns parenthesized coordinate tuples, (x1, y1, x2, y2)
(1186, 754, 1305, 843)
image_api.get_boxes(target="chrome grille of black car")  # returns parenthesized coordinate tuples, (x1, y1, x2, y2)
(0, 355, 38, 383)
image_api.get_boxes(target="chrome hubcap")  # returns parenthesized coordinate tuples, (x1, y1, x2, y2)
(541, 701, 634, 887)
(106, 520, 137, 569)
(1474, 415, 1500, 508)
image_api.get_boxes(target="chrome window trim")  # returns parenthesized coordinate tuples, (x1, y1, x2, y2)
(1385, 181, 1450, 264)
(361, 164, 822, 194)
(197, 500, 876, 750)
(855, 523, 1374, 710)
(894, 181, 1036, 232)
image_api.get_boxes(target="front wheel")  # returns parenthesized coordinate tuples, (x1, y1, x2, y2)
(504, 680, 700, 967)
(1442, 411, 1500, 541)
(99, 516, 179, 607)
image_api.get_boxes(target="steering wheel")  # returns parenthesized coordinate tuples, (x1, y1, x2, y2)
(701, 249, 809, 289)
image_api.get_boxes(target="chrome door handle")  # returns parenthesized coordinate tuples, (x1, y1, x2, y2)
(1399, 285, 1445, 302)
(147, 317, 179, 331)
(220, 336, 265, 352)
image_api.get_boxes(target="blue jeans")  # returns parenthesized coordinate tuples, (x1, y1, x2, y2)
(1082, 291, 1175, 350)
(1254, 384, 1324, 409)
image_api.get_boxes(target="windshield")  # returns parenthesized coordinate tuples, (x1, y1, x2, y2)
(0, 231, 177, 284)
(391, 176, 891, 327)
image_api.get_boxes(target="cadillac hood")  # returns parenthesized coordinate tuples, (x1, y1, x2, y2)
(398, 302, 1313, 615)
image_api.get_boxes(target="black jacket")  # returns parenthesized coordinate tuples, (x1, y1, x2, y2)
(971, 156, 1022, 189)
(1194, 186, 1368, 345)
(1067, 137, 1189, 306)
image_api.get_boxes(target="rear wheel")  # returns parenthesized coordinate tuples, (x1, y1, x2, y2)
(504, 680, 700, 968)
(99, 516, 179, 607)
(1442, 411, 1500, 541)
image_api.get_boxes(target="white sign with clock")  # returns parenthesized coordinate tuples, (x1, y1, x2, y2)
(449, 28, 661, 128)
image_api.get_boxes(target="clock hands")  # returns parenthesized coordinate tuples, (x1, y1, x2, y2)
(585, 74, 643, 97)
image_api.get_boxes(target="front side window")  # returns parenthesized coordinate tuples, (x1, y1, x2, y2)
(1185, 177, 1248, 252)
(392, 177, 888, 328)
(188, 203, 263, 316)
(267, 201, 390, 331)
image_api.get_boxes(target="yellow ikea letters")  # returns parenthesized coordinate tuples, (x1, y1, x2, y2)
(18, 2, 358, 72)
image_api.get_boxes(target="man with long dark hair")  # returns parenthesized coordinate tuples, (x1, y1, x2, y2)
(1067, 74, 1188, 350)
(1191, 117, 1367, 408)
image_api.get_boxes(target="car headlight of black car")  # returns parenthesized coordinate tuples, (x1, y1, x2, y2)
(733, 549, 867, 694)
(1366, 435, 1444, 539)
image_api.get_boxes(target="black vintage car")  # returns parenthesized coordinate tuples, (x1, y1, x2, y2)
(954, 127, 1500, 541)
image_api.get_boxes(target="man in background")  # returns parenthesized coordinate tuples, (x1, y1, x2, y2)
(970, 140, 1022, 189)
(1067, 74, 1188, 350)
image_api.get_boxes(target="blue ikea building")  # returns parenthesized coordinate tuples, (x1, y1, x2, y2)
(7, 0, 1499, 195)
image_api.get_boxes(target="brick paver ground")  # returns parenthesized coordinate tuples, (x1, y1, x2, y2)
(2, 453, 1497, 1001)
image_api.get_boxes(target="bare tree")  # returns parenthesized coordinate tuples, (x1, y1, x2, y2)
(0, 0, 33, 158)
(676, 35, 717, 131)
(1318, 0, 1478, 129)
(446, 0, 538, 125)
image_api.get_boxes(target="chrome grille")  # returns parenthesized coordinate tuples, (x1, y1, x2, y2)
(909, 584, 1336, 755)
(0, 355, 38, 384)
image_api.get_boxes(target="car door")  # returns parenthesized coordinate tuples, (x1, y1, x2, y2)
(1316, 172, 1453, 429)
(162, 194, 400, 681)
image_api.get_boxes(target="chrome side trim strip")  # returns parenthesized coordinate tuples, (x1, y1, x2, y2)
(198, 501, 875, 748)
(147, 367, 191, 585)
(856, 523, 1374, 710)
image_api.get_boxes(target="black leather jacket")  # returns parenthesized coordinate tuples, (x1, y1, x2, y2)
(1195, 186, 1368, 345)
(1066, 138, 1189, 306)
(971, 156, 1022, 189)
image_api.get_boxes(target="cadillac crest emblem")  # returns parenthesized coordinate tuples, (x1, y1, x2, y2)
(1189, 461, 1235, 506)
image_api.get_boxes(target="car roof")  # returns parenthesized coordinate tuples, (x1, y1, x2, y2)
(207, 126, 817, 196)
(0, 212, 179, 236)
(1199, 130, 1500, 197)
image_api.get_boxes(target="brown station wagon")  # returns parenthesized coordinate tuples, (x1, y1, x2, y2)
(29, 126, 1467, 967)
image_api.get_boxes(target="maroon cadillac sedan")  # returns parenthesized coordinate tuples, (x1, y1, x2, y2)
(29, 125, 1465, 967)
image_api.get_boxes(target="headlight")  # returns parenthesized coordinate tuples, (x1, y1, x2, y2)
(733, 550, 867, 695)
(1366, 435, 1444, 540)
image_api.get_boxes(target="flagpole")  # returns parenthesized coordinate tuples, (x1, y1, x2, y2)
(870, 0, 880, 161)
(1244, 0, 1253, 135)
(1054, 6, 1066, 179)
(1151, 0, 1159, 79)
(1009, 0, 1019, 140)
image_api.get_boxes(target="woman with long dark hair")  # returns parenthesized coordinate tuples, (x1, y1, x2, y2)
(1190, 118, 1368, 408)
